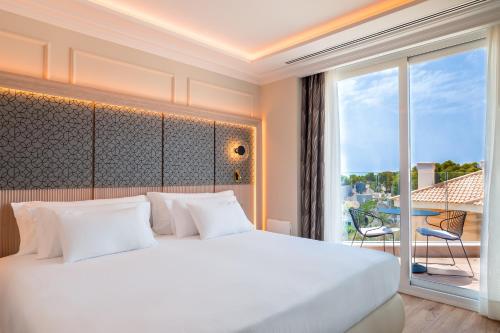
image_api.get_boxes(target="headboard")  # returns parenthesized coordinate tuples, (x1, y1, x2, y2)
(0, 72, 259, 257)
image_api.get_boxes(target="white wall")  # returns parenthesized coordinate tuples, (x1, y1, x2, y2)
(260, 77, 301, 235)
(0, 10, 260, 117)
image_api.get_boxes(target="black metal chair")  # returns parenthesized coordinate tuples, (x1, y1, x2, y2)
(414, 210, 474, 277)
(348, 208, 399, 254)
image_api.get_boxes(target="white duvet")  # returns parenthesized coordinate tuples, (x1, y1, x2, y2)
(0, 231, 399, 333)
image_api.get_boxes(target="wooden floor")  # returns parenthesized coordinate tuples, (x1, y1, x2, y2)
(401, 294, 500, 332)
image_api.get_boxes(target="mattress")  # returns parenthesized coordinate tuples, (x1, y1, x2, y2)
(0, 231, 400, 333)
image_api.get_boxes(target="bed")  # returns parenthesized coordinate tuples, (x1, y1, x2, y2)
(0, 230, 403, 333)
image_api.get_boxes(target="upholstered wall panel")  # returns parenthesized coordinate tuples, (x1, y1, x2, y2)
(0, 88, 93, 189)
(94, 104, 163, 187)
(164, 115, 214, 186)
(215, 123, 254, 185)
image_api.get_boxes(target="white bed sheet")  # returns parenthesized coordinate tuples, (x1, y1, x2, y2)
(0, 231, 399, 333)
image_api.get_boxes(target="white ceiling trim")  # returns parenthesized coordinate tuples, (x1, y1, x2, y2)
(82, 0, 418, 61)
(0, 0, 499, 85)
(260, 0, 500, 83)
(0, 0, 260, 83)
(83, 0, 251, 61)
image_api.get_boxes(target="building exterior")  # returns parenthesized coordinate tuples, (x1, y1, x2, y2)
(393, 165, 483, 242)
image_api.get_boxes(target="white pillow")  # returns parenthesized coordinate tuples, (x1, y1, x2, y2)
(53, 202, 156, 263)
(12, 195, 147, 255)
(33, 201, 151, 259)
(147, 191, 233, 235)
(171, 196, 236, 238)
(187, 199, 253, 240)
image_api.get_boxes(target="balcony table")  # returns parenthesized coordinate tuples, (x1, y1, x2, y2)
(377, 207, 440, 273)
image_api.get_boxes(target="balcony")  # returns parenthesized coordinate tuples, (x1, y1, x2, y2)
(342, 167, 482, 293)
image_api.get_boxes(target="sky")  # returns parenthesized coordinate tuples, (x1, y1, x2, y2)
(338, 48, 487, 173)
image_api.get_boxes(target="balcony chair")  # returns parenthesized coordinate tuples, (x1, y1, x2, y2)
(414, 210, 474, 277)
(348, 208, 400, 255)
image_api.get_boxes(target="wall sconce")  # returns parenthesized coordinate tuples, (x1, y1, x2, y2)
(234, 145, 246, 156)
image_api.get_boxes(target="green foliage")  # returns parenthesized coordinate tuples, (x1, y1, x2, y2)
(392, 173, 400, 195)
(411, 167, 418, 190)
(360, 199, 377, 211)
(365, 172, 376, 182)
(343, 171, 398, 195)
(434, 160, 481, 182)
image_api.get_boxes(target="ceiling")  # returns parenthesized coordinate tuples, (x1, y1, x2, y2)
(1, 0, 499, 83)
(85, 0, 410, 60)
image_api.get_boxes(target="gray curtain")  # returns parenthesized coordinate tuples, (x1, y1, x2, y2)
(300, 73, 325, 240)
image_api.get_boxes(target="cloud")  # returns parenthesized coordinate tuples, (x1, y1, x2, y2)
(337, 48, 487, 173)
(409, 50, 486, 116)
(338, 68, 398, 111)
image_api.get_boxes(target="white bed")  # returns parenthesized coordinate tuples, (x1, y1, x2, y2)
(0, 231, 401, 333)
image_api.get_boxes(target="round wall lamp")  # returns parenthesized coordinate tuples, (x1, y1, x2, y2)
(234, 145, 246, 156)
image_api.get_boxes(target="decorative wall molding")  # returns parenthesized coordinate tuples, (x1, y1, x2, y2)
(70, 49, 174, 101)
(187, 78, 254, 117)
(0, 30, 49, 80)
(1, 0, 499, 84)
(0, 70, 260, 126)
(0, 0, 259, 83)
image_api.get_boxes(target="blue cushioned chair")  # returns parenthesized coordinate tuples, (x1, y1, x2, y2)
(415, 210, 473, 277)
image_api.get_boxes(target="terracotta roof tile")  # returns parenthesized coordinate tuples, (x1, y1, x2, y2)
(410, 170, 483, 205)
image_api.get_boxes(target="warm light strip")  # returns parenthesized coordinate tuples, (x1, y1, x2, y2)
(85, 0, 417, 61)
(261, 118, 267, 231)
(252, 126, 257, 228)
(85, 0, 249, 60)
(0, 86, 255, 128)
(252, 0, 418, 60)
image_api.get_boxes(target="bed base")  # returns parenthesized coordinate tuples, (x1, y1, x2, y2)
(346, 293, 405, 333)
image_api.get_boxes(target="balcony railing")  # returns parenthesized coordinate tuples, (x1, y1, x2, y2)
(341, 171, 483, 245)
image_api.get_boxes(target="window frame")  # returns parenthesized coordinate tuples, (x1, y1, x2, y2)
(331, 32, 487, 311)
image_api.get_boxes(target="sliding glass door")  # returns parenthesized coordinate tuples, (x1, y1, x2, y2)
(408, 45, 487, 298)
(334, 40, 487, 303)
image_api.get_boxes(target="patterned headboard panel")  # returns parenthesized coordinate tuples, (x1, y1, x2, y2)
(0, 87, 256, 257)
(0, 89, 94, 189)
(163, 115, 214, 186)
(94, 104, 163, 187)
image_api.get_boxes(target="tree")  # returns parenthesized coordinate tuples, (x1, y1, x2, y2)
(434, 160, 481, 182)
(411, 167, 418, 190)
(365, 172, 376, 182)
(392, 173, 400, 195)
